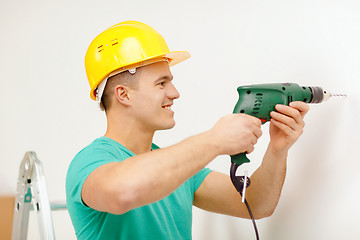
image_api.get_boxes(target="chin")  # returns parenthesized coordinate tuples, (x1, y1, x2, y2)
(159, 120, 176, 130)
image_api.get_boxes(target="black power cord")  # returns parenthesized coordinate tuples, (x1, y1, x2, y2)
(230, 162, 260, 240)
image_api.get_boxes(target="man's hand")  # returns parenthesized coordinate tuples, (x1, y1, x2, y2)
(209, 114, 262, 156)
(269, 101, 310, 155)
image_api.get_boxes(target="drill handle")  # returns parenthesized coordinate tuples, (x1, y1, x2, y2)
(231, 152, 251, 166)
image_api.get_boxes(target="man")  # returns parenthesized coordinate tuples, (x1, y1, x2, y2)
(66, 21, 309, 239)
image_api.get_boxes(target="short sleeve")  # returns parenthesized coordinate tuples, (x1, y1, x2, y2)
(66, 139, 133, 209)
(192, 168, 213, 192)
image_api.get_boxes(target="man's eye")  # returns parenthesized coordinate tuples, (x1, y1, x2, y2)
(158, 82, 165, 86)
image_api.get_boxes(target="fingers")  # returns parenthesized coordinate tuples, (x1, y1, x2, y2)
(270, 117, 299, 137)
(221, 114, 262, 155)
(272, 102, 308, 128)
(270, 110, 300, 132)
(289, 101, 310, 117)
(254, 125, 263, 139)
(269, 102, 309, 137)
(244, 115, 262, 153)
(241, 114, 263, 142)
(246, 145, 255, 154)
(242, 114, 262, 127)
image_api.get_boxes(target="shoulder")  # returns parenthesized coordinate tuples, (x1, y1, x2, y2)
(66, 137, 133, 193)
(70, 137, 133, 167)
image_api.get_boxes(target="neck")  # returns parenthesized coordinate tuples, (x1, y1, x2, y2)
(104, 112, 155, 155)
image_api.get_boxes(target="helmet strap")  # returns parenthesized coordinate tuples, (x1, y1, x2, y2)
(95, 78, 108, 104)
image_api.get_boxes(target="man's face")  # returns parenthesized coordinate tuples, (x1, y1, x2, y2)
(129, 61, 180, 132)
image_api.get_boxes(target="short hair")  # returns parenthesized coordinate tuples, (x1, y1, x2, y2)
(100, 69, 140, 111)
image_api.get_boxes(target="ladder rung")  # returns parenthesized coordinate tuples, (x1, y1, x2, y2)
(50, 202, 67, 211)
(29, 202, 67, 211)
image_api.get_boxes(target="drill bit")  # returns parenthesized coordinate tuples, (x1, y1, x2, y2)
(330, 93, 347, 98)
(322, 90, 347, 101)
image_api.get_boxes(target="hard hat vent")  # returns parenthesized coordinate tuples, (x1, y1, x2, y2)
(111, 38, 118, 46)
(97, 45, 104, 53)
(97, 38, 119, 53)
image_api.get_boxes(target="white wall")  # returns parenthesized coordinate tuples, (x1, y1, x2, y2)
(1, 0, 359, 239)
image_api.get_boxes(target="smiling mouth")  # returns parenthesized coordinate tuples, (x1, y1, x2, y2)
(162, 104, 172, 110)
(162, 105, 172, 110)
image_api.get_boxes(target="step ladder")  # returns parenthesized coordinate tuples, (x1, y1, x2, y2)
(12, 151, 67, 240)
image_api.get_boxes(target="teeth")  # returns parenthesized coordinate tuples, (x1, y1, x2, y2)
(163, 106, 171, 110)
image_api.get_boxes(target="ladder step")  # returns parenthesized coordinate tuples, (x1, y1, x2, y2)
(29, 202, 67, 211)
(50, 202, 67, 211)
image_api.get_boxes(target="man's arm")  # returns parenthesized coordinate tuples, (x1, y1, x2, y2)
(193, 102, 309, 219)
(81, 114, 262, 214)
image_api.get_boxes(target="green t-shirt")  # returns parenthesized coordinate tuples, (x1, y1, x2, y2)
(66, 137, 212, 240)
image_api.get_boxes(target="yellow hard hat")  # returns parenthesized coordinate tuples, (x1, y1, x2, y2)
(85, 20, 191, 101)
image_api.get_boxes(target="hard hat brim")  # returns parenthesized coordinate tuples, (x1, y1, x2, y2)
(165, 51, 191, 67)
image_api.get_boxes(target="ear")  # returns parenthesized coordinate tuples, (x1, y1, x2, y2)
(114, 85, 131, 106)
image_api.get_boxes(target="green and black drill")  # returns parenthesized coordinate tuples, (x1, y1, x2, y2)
(229, 83, 346, 239)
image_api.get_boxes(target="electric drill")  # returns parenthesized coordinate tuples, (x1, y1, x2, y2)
(231, 82, 345, 166)
(229, 82, 346, 240)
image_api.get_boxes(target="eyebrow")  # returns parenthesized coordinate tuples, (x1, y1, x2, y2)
(155, 75, 173, 82)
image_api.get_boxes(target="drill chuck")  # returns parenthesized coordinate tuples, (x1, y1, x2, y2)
(308, 86, 346, 103)
(308, 86, 330, 103)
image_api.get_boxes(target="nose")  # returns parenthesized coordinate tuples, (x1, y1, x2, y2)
(167, 82, 180, 100)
